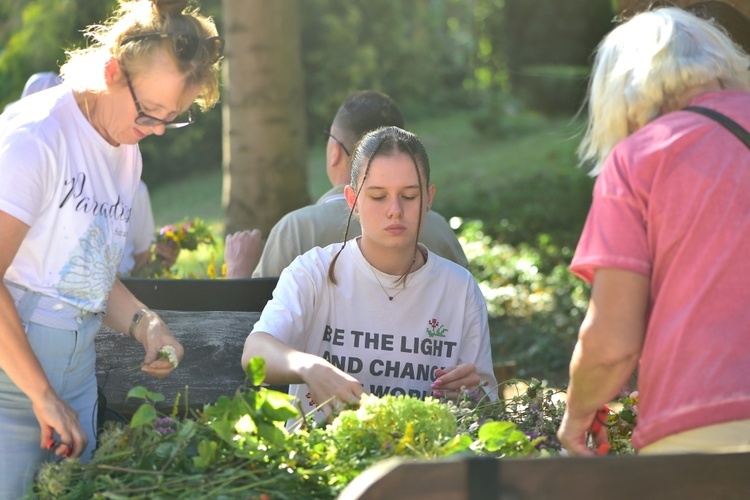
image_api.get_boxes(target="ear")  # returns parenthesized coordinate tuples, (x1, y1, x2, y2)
(331, 140, 347, 167)
(103, 57, 122, 86)
(344, 184, 357, 210)
(426, 184, 436, 211)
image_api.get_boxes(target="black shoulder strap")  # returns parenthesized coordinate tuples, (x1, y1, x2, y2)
(683, 106, 750, 150)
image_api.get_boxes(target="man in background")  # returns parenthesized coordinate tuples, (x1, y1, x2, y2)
(225, 90, 468, 278)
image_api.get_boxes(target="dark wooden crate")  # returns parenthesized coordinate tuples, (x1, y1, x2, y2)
(95, 309, 263, 418)
(340, 452, 750, 500)
(120, 277, 278, 312)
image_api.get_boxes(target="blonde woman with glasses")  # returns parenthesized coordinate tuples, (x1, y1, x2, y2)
(0, 0, 222, 495)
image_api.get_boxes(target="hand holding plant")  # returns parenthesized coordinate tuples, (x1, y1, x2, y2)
(135, 218, 215, 278)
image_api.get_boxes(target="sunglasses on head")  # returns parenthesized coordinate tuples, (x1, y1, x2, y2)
(120, 32, 224, 64)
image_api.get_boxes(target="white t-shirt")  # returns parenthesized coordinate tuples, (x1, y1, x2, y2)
(0, 84, 141, 313)
(251, 239, 497, 420)
(119, 180, 155, 275)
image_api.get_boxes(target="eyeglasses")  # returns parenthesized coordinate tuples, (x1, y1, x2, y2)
(323, 126, 351, 156)
(124, 70, 194, 128)
(120, 33, 224, 64)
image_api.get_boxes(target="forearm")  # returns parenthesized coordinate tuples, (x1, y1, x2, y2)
(0, 284, 54, 402)
(103, 279, 150, 339)
(564, 340, 639, 421)
(242, 332, 318, 385)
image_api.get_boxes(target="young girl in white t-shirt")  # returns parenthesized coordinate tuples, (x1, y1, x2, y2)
(242, 126, 497, 423)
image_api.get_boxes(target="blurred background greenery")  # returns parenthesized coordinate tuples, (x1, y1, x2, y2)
(1, 0, 621, 383)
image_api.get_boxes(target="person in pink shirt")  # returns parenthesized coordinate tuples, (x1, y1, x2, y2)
(557, 6, 750, 455)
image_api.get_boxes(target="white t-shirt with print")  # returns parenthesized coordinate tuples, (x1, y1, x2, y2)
(119, 180, 155, 275)
(251, 239, 497, 421)
(0, 84, 141, 313)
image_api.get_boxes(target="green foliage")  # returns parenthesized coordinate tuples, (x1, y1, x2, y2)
(36, 380, 641, 497)
(0, 0, 117, 108)
(1, 0, 615, 185)
(300, 0, 475, 139)
(459, 220, 589, 384)
(504, 0, 614, 69)
(513, 64, 591, 117)
(497, 0, 615, 117)
(33, 361, 639, 497)
(454, 379, 565, 453)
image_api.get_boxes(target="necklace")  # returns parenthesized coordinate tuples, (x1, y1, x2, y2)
(84, 96, 92, 123)
(368, 263, 406, 301)
(366, 251, 418, 301)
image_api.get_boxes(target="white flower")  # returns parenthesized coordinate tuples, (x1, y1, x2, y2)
(158, 345, 179, 369)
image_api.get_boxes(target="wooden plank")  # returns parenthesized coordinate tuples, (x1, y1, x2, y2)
(340, 452, 750, 500)
(96, 310, 262, 418)
(120, 277, 278, 312)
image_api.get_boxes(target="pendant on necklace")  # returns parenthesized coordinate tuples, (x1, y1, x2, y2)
(388, 296, 393, 301)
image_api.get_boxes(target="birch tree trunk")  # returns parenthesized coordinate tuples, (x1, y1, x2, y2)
(221, 0, 309, 236)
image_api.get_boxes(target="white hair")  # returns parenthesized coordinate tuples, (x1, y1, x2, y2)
(580, 7, 750, 175)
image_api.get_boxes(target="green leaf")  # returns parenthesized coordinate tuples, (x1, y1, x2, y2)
(246, 357, 267, 386)
(193, 439, 218, 470)
(126, 386, 151, 400)
(477, 421, 519, 452)
(257, 421, 288, 447)
(440, 434, 473, 456)
(126, 386, 165, 404)
(260, 390, 299, 422)
(130, 403, 157, 429)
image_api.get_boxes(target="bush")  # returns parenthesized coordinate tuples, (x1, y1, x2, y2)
(513, 65, 590, 117)
(459, 220, 589, 384)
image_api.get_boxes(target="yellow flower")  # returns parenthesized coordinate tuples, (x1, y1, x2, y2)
(394, 422, 415, 453)
(207, 253, 216, 279)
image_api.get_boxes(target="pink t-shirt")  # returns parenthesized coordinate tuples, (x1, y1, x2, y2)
(571, 90, 750, 449)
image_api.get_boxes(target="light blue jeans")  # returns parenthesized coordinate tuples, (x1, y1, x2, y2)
(0, 286, 101, 499)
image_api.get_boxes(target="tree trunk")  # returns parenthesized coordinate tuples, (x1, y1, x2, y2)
(221, 0, 309, 236)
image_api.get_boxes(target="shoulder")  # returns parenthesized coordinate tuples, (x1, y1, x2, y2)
(424, 249, 473, 282)
(610, 91, 750, 176)
(286, 243, 340, 272)
(424, 210, 451, 226)
(269, 202, 343, 232)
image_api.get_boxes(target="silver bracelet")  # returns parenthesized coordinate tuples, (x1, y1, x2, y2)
(128, 308, 150, 338)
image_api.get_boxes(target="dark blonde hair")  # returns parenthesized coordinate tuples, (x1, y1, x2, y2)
(61, 0, 221, 110)
(328, 126, 431, 286)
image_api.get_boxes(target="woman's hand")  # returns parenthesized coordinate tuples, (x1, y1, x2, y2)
(431, 364, 482, 399)
(32, 391, 88, 459)
(134, 311, 184, 379)
(558, 407, 611, 456)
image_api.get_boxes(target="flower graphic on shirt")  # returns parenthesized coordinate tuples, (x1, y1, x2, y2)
(426, 318, 447, 338)
(57, 217, 121, 311)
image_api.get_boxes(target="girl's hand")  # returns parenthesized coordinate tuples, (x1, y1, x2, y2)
(431, 364, 481, 399)
(301, 361, 363, 422)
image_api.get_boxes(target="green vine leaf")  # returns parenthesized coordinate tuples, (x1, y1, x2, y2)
(193, 439, 218, 470)
(126, 386, 165, 404)
(130, 403, 157, 429)
(246, 356, 266, 386)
